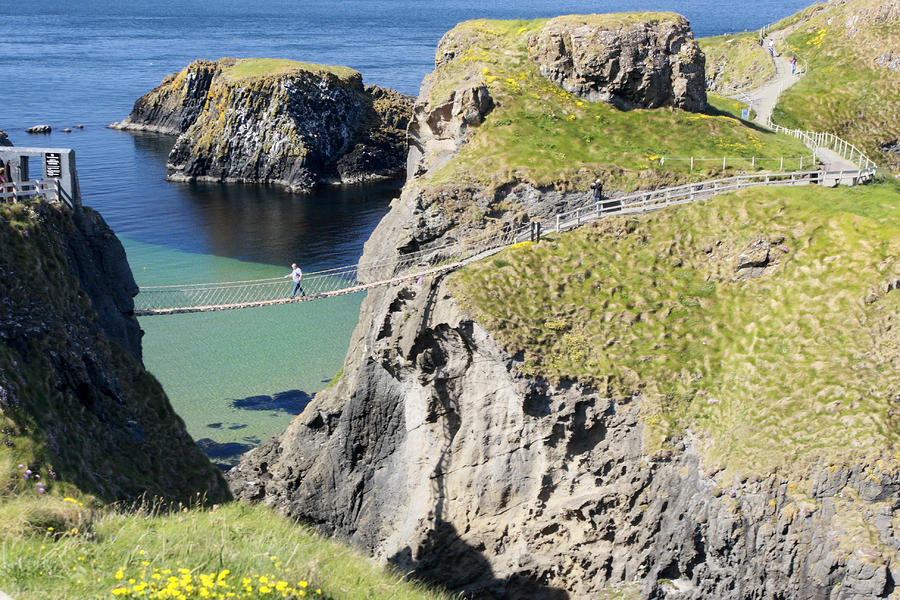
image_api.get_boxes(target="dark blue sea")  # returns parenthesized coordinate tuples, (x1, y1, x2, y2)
(0, 0, 814, 461)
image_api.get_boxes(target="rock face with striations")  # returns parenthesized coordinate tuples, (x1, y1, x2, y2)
(528, 14, 707, 112)
(227, 13, 890, 600)
(0, 201, 230, 503)
(111, 58, 412, 193)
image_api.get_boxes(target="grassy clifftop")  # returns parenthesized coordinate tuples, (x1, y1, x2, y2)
(451, 180, 900, 477)
(219, 58, 360, 82)
(775, 0, 900, 171)
(0, 501, 451, 600)
(421, 16, 811, 193)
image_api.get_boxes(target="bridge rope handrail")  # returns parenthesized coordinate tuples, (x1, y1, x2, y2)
(134, 127, 877, 315)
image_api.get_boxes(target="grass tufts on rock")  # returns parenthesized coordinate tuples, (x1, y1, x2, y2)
(220, 58, 359, 82)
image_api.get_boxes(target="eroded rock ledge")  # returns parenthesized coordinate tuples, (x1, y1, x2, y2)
(111, 58, 412, 193)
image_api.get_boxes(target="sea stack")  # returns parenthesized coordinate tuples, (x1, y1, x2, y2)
(111, 57, 413, 193)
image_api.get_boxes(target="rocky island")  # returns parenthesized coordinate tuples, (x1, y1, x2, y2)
(111, 57, 413, 192)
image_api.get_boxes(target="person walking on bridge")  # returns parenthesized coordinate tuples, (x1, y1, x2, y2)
(285, 263, 305, 299)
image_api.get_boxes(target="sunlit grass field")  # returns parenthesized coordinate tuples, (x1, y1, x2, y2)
(0, 496, 451, 600)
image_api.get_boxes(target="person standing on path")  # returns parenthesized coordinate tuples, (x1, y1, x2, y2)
(590, 178, 603, 204)
(768, 39, 775, 57)
(790, 56, 797, 75)
(285, 263, 305, 298)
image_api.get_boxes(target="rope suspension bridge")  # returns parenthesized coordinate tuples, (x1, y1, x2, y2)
(133, 126, 877, 316)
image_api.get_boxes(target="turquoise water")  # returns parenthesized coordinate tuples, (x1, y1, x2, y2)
(126, 238, 364, 463)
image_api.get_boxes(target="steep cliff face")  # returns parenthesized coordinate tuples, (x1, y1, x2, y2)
(111, 58, 412, 192)
(527, 14, 706, 112)
(228, 11, 898, 600)
(0, 201, 230, 503)
(229, 273, 900, 600)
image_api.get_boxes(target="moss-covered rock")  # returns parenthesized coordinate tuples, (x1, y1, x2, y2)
(111, 58, 413, 193)
(0, 201, 229, 504)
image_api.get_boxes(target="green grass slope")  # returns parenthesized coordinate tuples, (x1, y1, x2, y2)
(422, 17, 812, 194)
(0, 500, 451, 600)
(701, 32, 775, 93)
(452, 180, 900, 477)
(770, 0, 900, 171)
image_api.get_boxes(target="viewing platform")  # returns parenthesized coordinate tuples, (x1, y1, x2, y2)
(0, 147, 81, 208)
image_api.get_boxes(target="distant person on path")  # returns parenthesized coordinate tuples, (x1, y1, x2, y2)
(0, 165, 7, 185)
(768, 39, 775, 57)
(790, 56, 797, 75)
(285, 263, 305, 298)
(590, 178, 603, 203)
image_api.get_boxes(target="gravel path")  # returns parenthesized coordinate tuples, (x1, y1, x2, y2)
(748, 31, 803, 127)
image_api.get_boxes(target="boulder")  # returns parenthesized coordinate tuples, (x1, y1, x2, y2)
(527, 13, 707, 111)
(25, 124, 51, 134)
(0, 129, 11, 146)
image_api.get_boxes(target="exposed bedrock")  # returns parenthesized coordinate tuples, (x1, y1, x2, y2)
(111, 58, 413, 193)
(527, 14, 707, 112)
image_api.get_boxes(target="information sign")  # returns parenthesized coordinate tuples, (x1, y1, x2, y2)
(44, 152, 62, 178)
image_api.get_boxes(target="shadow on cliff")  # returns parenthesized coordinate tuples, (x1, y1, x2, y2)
(388, 519, 570, 600)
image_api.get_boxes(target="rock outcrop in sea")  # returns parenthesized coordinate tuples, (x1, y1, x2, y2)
(111, 58, 412, 193)
(227, 12, 896, 600)
(0, 201, 230, 503)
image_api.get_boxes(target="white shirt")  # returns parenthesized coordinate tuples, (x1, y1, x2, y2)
(291, 267, 302, 282)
